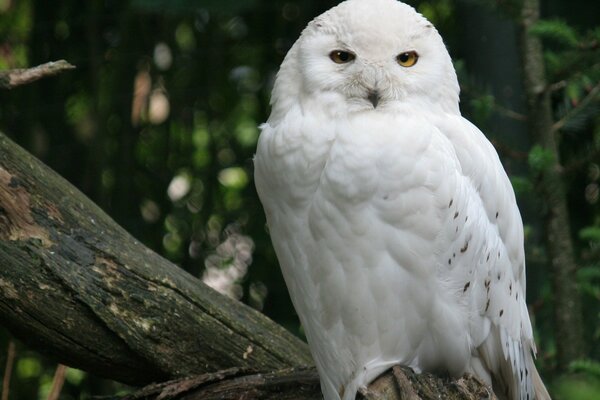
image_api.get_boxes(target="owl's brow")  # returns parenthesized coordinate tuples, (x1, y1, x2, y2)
(335, 40, 353, 51)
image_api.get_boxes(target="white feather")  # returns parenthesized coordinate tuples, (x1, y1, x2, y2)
(254, 0, 548, 399)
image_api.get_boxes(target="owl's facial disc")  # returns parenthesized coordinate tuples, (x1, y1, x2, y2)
(285, 0, 460, 117)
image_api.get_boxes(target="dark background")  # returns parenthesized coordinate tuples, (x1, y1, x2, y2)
(0, 0, 598, 398)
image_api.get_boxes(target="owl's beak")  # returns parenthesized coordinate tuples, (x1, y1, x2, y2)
(367, 90, 380, 108)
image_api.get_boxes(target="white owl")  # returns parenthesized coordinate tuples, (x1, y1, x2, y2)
(254, 1, 550, 399)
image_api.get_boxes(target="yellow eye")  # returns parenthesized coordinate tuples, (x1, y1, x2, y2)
(329, 50, 355, 64)
(396, 51, 418, 67)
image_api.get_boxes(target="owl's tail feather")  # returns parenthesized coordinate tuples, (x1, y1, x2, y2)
(532, 365, 551, 400)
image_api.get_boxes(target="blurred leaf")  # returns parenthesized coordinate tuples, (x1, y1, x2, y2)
(580, 227, 600, 242)
(530, 19, 579, 47)
(577, 266, 600, 298)
(235, 119, 259, 147)
(528, 145, 555, 172)
(131, 0, 257, 15)
(417, 0, 453, 26)
(218, 167, 248, 189)
(175, 22, 196, 52)
(16, 357, 41, 379)
(553, 373, 600, 400)
(469, 94, 495, 126)
(511, 175, 533, 196)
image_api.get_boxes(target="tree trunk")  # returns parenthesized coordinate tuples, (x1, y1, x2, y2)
(518, 0, 585, 367)
(0, 130, 311, 385)
(0, 129, 497, 399)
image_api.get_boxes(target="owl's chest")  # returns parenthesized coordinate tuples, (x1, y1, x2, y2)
(257, 111, 445, 237)
(298, 116, 435, 208)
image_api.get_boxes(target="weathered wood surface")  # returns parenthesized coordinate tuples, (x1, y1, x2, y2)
(0, 60, 75, 89)
(120, 366, 496, 400)
(0, 131, 312, 385)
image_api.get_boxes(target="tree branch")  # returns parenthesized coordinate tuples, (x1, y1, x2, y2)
(0, 60, 75, 89)
(0, 131, 311, 385)
(552, 82, 600, 132)
(119, 366, 496, 400)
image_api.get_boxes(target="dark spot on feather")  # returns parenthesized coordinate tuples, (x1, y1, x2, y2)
(456, 226, 458, 233)
(460, 241, 469, 253)
(526, 368, 529, 376)
(516, 292, 519, 300)
(383, 194, 389, 200)
(485, 298, 490, 312)
(463, 282, 470, 292)
(498, 251, 501, 258)
(448, 199, 453, 207)
(499, 309, 504, 317)
(497, 273, 501, 280)
(509, 282, 512, 294)
(486, 253, 490, 261)
(496, 211, 499, 218)
(465, 216, 468, 222)
(453, 253, 456, 258)
(454, 211, 459, 219)
(448, 258, 451, 265)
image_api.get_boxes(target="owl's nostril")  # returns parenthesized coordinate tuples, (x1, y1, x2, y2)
(367, 90, 380, 108)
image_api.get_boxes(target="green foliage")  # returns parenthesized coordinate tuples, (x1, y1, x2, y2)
(570, 360, 600, 378)
(510, 176, 533, 196)
(530, 19, 579, 47)
(469, 94, 495, 127)
(577, 266, 600, 303)
(553, 377, 600, 400)
(579, 227, 600, 243)
(553, 362, 600, 400)
(131, 0, 258, 15)
(0, 0, 31, 68)
(528, 145, 555, 173)
(417, 0, 453, 26)
(539, 18, 600, 134)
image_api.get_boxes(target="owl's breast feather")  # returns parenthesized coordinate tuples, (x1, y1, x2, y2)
(255, 108, 482, 399)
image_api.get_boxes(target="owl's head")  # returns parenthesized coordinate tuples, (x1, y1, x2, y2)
(269, 0, 460, 121)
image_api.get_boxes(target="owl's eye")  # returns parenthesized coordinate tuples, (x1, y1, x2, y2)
(329, 50, 355, 64)
(396, 51, 418, 67)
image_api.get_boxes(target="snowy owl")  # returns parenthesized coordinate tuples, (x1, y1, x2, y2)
(254, 0, 550, 399)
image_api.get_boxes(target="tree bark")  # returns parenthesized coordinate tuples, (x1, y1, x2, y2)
(120, 366, 496, 400)
(0, 60, 75, 89)
(0, 131, 312, 385)
(518, 0, 585, 367)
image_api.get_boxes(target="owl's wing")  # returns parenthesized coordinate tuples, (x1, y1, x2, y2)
(434, 115, 536, 400)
